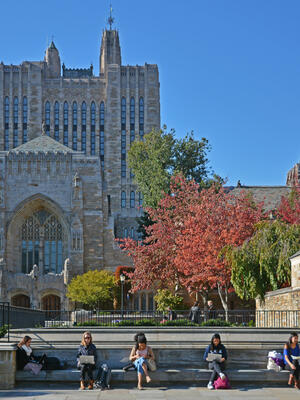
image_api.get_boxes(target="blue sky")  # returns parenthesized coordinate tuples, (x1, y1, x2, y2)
(0, 0, 299, 186)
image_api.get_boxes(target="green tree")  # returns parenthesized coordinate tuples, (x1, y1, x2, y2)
(67, 270, 116, 309)
(128, 128, 211, 209)
(229, 220, 300, 300)
(154, 289, 184, 312)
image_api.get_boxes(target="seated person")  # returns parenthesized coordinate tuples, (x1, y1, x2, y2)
(203, 333, 227, 390)
(16, 335, 46, 375)
(77, 331, 97, 390)
(283, 332, 300, 389)
(129, 332, 154, 390)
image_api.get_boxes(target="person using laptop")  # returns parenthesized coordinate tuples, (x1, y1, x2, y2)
(283, 332, 300, 389)
(203, 333, 227, 390)
(77, 331, 97, 390)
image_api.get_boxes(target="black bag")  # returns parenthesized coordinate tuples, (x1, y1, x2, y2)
(95, 363, 112, 389)
(44, 356, 62, 370)
(123, 362, 136, 371)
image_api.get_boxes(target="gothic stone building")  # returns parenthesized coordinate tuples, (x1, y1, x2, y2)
(0, 27, 160, 311)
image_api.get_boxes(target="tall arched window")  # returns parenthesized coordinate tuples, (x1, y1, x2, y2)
(4, 97, 9, 150)
(130, 191, 135, 208)
(130, 227, 134, 239)
(21, 210, 64, 274)
(121, 191, 126, 208)
(139, 97, 144, 140)
(100, 101, 105, 168)
(124, 228, 128, 238)
(23, 97, 28, 143)
(138, 192, 143, 207)
(72, 102, 77, 150)
(13, 97, 18, 148)
(63, 101, 68, 146)
(121, 97, 126, 178)
(130, 97, 135, 144)
(81, 102, 86, 153)
(45, 101, 50, 136)
(54, 101, 59, 141)
(90, 102, 96, 155)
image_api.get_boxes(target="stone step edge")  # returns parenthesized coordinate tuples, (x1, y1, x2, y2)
(16, 368, 290, 382)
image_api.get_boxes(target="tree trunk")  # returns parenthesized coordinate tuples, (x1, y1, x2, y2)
(217, 282, 229, 321)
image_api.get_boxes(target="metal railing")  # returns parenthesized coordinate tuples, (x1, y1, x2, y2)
(44, 309, 256, 327)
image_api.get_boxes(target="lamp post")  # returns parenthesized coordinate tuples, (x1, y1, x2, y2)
(120, 273, 125, 319)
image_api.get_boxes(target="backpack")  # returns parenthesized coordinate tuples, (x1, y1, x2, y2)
(95, 363, 112, 389)
(214, 375, 231, 389)
(44, 356, 63, 370)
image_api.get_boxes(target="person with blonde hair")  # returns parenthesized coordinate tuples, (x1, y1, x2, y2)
(77, 331, 97, 390)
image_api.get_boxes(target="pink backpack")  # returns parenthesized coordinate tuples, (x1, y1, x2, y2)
(213, 376, 231, 389)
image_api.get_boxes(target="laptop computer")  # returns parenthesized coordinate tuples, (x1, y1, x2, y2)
(207, 353, 222, 362)
(79, 355, 95, 364)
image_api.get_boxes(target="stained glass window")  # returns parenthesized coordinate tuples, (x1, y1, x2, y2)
(21, 211, 64, 274)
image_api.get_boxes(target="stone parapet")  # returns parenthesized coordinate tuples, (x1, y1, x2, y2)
(0, 343, 16, 389)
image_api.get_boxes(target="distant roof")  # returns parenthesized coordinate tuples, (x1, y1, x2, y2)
(229, 185, 291, 211)
(9, 135, 76, 154)
(290, 250, 300, 260)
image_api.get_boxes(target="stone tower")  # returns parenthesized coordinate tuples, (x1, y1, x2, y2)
(100, 30, 122, 75)
(44, 41, 61, 78)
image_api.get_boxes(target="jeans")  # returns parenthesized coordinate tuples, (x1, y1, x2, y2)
(208, 360, 225, 382)
(79, 364, 94, 381)
(286, 360, 300, 380)
(134, 357, 146, 375)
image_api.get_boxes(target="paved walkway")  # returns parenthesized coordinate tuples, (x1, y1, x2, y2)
(0, 384, 300, 400)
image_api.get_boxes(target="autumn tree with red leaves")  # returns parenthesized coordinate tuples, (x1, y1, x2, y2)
(174, 185, 264, 317)
(120, 176, 263, 315)
(277, 186, 300, 224)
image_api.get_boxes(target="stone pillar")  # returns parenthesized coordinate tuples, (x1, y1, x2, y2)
(0, 343, 16, 389)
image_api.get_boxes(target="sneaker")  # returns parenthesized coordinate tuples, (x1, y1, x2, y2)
(207, 382, 214, 390)
(220, 373, 226, 381)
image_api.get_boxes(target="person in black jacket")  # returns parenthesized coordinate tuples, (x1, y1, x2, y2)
(16, 335, 45, 374)
(77, 331, 98, 390)
(189, 302, 200, 323)
(203, 333, 228, 390)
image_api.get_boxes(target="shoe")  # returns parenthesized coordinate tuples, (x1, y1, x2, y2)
(288, 375, 294, 386)
(294, 379, 300, 389)
(87, 380, 94, 390)
(220, 373, 226, 381)
(207, 382, 214, 390)
(146, 376, 151, 383)
(137, 384, 143, 390)
(80, 380, 85, 390)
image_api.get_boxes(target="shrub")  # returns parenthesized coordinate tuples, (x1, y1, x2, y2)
(200, 319, 232, 327)
(0, 324, 8, 338)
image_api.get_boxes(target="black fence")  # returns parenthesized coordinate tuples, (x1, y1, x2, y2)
(0, 302, 46, 341)
(44, 309, 256, 327)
